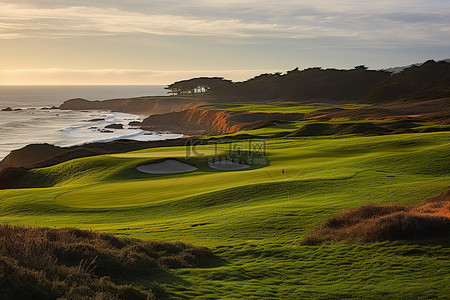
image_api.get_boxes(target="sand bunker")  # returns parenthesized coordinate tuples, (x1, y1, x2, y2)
(208, 160, 250, 170)
(137, 159, 198, 174)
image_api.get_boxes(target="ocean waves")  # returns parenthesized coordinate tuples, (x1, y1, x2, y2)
(0, 108, 182, 160)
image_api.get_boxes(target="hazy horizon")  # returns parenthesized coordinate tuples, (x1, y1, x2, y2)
(1, 0, 449, 85)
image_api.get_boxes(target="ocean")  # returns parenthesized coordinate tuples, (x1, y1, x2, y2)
(0, 85, 182, 160)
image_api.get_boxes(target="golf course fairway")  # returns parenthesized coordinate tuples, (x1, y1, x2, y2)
(0, 131, 449, 298)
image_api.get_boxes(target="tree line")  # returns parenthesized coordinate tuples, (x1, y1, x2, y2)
(165, 60, 450, 103)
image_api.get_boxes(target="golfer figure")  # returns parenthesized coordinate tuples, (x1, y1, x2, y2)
(282, 169, 289, 199)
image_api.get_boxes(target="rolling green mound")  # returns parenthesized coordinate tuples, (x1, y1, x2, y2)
(0, 132, 449, 298)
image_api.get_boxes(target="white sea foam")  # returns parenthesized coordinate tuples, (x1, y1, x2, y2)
(0, 85, 180, 160)
(0, 108, 182, 159)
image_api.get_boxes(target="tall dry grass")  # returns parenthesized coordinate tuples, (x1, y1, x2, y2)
(0, 226, 214, 299)
(300, 188, 450, 246)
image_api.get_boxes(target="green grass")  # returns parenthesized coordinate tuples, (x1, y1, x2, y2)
(0, 132, 449, 298)
(201, 103, 319, 114)
(201, 103, 371, 114)
(217, 119, 434, 137)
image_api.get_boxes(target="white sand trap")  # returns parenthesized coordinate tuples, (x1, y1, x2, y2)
(137, 159, 198, 174)
(208, 160, 250, 170)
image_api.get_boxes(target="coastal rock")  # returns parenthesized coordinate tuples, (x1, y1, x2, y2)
(86, 118, 105, 122)
(1, 107, 13, 111)
(128, 121, 142, 126)
(59, 97, 207, 115)
(105, 123, 123, 129)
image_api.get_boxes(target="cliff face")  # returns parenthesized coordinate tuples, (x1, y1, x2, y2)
(140, 108, 304, 135)
(59, 97, 206, 115)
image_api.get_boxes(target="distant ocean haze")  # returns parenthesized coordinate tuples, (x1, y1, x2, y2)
(0, 85, 167, 108)
(0, 85, 181, 160)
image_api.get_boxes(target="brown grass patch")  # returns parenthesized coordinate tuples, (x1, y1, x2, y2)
(0, 226, 214, 299)
(299, 188, 450, 246)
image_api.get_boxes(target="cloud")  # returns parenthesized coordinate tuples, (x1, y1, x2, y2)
(0, 68, 276, 85)
(0, 1, 449, 48)
(0, 3, 352, 39)
(0, 1, 449, 81)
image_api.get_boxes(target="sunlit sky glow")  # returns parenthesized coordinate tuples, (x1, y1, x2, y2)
(0, 0, 449, 85)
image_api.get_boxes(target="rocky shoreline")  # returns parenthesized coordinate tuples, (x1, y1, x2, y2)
(58, 96, 306, 135)
(59, 96, 206, 116)
(2, 94, 448, 189)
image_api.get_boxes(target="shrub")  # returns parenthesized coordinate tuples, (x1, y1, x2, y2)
(0, 225, 214, 299)
(300, 188, 450, 245)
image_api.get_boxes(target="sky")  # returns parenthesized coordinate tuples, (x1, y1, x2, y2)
(0, 0, 449, 85)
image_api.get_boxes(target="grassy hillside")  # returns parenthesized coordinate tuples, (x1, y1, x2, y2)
(201, 103, 319, 114)
(0, 131, 449, 298)
(0, 225, 213, 299)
